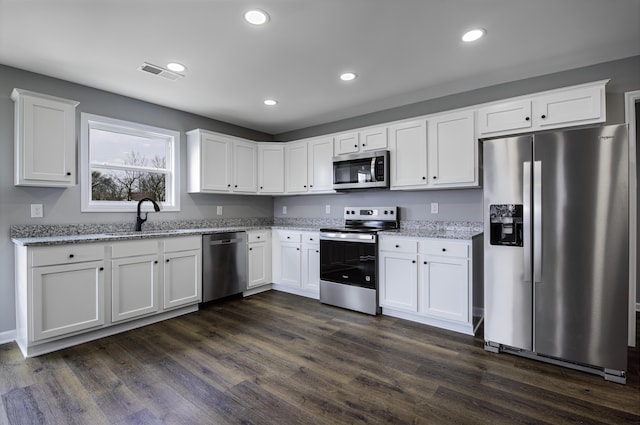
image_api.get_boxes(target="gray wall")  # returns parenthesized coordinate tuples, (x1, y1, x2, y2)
(0, 65, 274, 334)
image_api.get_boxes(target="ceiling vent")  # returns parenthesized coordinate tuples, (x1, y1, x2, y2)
(137, 62, 184, 81)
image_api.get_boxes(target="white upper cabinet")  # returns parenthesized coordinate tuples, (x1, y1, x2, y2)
(389, 119, 429, 189)
(187, 129, 256, 194)
(257, 144, 284, 194)
(428, 110, 477, 187)
(478, 80, 607, 137)
(12, 89, 79, 187)
(285, 141, 309, 193)
(307, 136, 334, 193)
(232, 140, 257, 193)
(285, 137, 335, 194)
(334, 126, 388, 155)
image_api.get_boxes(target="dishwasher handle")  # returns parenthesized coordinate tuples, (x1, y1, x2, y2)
(208, 238, 241, 246)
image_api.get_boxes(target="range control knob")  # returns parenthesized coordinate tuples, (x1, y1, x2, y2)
(346, 210, 351, 215)
(384, 210, 388, 215)
(390, 210, 394, 214)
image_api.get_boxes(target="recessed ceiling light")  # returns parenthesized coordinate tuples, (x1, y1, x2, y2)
(244, 9, 269, 25)
(340, 72, 357, 81)
(166, 62, 186, 72)
(264, 99, 277, 106)
(462, 28, 486, 42)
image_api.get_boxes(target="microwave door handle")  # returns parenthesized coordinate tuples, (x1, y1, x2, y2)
(370, 158, 377, 182)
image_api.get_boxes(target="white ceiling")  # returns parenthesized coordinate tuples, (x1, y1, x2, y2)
(1, 0, 639, 135)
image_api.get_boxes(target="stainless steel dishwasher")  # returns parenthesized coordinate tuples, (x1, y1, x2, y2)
(202, 232, 247, 302)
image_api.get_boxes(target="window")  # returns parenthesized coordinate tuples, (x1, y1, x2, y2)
(80, 113, 180, 212)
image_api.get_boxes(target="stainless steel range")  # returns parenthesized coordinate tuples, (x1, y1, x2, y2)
(319, 206, 399, 315)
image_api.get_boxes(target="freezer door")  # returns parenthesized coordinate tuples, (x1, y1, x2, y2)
(533, 125, 628, 371)
(483, 135, 533, 350)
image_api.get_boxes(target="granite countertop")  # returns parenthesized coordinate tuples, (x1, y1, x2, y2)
(11, 218, 483, 246)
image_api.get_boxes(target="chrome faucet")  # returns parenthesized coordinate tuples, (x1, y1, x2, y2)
(135, 198, 161, 231)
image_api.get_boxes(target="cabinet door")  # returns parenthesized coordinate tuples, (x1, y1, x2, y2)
(308, 137, 334, 192)
(360, 126, 388, 152)
(163, 249, 202, 309)
(201, 133, 232, 191)
(248, 242, 272, 289)
(334, 132, 359, 155)
(420, 257, 469, 322)
(477, 99, 532, 135)
(112, 254, 159, 322)
(389, 120, 428, 189)
(279, 243, 301, 287)
(285, 142, 308, 193)
(31, 261, 105, 341)
(428, 111, 476, 186)
(15, 91, 78, 186)
(533, 84, 603, 129)
(258, 144, 284, 193)
(233, 140, 257, 193)
(301, 242, 320, 293)
(379, 252, 418, 312)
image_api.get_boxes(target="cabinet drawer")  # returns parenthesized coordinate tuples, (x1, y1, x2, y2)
(248, 230, 271, 243)
(379, 237, 418, 253)
(32, 243, 104, 266)
(302, 232, 319, 244)
(276, 230, 301, 242)
(164, 236, 201, 252)
(420, 240, 469, 258)
(112, 239, 158, 258)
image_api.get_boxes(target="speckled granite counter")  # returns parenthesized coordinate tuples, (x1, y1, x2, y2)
(11, 218, 483, 246)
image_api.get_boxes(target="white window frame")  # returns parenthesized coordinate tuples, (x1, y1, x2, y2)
(80, 113, 181, 212)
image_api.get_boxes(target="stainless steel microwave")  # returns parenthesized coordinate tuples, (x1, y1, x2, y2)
(332, 150, 389, 190)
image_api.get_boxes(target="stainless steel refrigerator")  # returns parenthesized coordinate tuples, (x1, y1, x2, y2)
(483, 124, 629, 383)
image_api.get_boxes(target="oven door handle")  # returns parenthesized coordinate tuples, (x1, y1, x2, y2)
(320, 232, 377, 243)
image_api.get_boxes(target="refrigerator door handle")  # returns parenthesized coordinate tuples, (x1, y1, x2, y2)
(533, 160, 542, 282)
(523, 161, 532, 280)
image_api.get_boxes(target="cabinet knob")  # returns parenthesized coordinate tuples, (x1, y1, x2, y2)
(257, 236, 261, 239)
(99, 267, 104, 271)
(362, 143, 366, 147)
(354, 144, 357, 148)
(287, 236, 290, 239)
(235, 185, 238, 188)
(423, 261, 427, 265)
(310, 184, 313, 188)
(395, 244, 400, 248)
(69, 254, 74, 258)
(422, 176, 426, 180)
(227, 184, 231, 187)
(297, 248, 300, 251)
(525, 116, 530, 121)
(432, 176, 436, 180)
(541, 114, 547, 119)
(249, 247, 253, 251)
(304, 185, 307, 188)
(260, 186, 263, 189)
(166, 259, 170, 262)
(154, 260, 158, 264)
(412, 260, 416, 264)
(315, 250, 319, 253)
(309, 238, 313, 241)
(66, 172, 72, 176)
(442, 248, 446, 252)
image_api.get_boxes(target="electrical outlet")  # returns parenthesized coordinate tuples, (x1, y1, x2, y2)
(325, 205, 331, 214)
(430, 202, 439, 214)
(30, 204, 43, 218)
(216, 206, 223, 215)
(282, 206, 287, 215)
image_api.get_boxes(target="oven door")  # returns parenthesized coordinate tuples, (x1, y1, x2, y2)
(320, 232, 377, 289)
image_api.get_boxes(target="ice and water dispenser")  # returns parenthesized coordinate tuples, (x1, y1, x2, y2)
(489, 204, 523, 246)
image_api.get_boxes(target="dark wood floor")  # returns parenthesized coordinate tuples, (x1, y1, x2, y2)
(1, 290, 639, 425)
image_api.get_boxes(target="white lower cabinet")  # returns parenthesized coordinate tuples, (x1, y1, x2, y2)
(379, 235, 483, 335)
(14, 236, 202, 357)
(271, 229, 319, 298)
(246, 230, 272, 292)
(163, 236, 202, 309)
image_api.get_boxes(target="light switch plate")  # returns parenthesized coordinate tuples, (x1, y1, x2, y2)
(31, 204, 43, 218)
(216, 206, 223, 215)
(430, 202, 439, 214)
(282, 206, 287, 215)
(325, 205, 331, 214)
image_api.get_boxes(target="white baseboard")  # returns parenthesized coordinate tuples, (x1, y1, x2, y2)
(0, 329, 16, 345)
